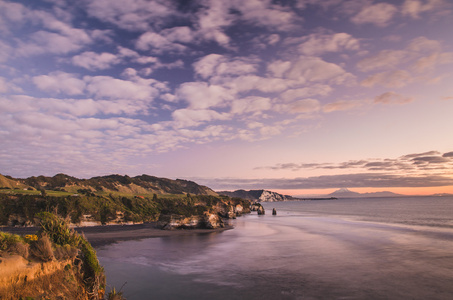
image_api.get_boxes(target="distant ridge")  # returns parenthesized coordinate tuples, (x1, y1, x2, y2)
(0, 173, 217, 196)
(328, 188, 402, 198)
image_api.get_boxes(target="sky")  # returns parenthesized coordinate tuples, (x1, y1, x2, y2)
(1, 0, 453, 196)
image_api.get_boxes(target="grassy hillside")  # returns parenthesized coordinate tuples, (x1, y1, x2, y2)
(3, 173, 218, 196)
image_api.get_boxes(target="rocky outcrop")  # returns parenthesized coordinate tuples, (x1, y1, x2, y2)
(218, 189, 297, 202)
(251, 202, 265, 215)
(157, 213, 225, 230)
(272, 208, 277, 215)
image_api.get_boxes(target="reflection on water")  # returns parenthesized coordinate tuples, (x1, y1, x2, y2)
(97, 197, 453, 300)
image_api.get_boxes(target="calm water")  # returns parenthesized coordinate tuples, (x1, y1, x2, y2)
(96, 196, 453, 299)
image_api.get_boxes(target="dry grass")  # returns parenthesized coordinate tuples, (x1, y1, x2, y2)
(0, 265, 88, 300)
(30, 234, 54, 262)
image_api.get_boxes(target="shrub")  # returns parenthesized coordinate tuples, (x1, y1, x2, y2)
(0, 232, 21, 251)
(54, 244, 79, 260)
(35, 212, 80, 247)
(30, 233, 54, 262)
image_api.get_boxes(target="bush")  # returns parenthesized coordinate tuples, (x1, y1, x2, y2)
(54, 244, 79, 260)
(30, 234, 54, 262)
(35, 212, 80, 247)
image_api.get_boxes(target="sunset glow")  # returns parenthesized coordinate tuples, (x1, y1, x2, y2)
(1, 0, 453, 195)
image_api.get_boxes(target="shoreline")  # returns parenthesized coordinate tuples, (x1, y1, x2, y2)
(0, 223, 233, 247)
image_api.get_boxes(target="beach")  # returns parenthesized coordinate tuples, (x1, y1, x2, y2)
(1, 223, 232, 247)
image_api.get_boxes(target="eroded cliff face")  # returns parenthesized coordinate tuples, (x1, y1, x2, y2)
(157, 200, 250, 230)
(0, 254, 89, 299)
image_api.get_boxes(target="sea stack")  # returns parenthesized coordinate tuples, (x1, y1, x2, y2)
(257, 205, 265, 215)
(272, 208, 277, 215)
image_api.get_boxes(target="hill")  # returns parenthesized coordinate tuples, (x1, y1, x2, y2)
(0, 173, 217, 196)
(218, 189, 296, 202)
(328, 188, 402, 198)
(0, 174, 28, 190)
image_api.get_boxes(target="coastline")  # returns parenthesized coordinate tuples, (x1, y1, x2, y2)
(1, 223, 233, 247)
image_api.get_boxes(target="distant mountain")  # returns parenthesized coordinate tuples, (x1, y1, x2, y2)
(218, 189, 296, 202)
(0, 173, 217, 196)
(328, 188, 402, 198)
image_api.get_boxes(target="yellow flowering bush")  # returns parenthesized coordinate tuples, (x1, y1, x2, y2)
(24, 234, 38, 242)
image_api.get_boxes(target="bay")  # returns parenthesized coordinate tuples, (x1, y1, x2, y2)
(96, 196, 453, 299)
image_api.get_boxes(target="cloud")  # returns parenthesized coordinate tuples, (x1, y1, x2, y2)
(85, 75, 161, 100)
(443, 151, 453, 158)
(373, 92, 414, 105)
(351, 2, 398, 27)
(258, 150, 453, 174)
(72, 51, 122, 70)
(230, 96, 272, 115)
(323, 100, 366, 113)
(33, 72, 86, 95)
(279, 56, 355, 85)
(412, 52, 453, 72)
(84, 0, 177, 31)
(193, 54, 258, 79)
(361, 70, 413, 88)
(176, 82, 234, 109)
(280, 85, 333, 102)
(296, 32, 360, 56)
(402, 0, 451, 18)
(200, 173, 453, 190)
(171, 108, 229, 127)
(412, 156, 450, 164)
(135, 32, 187, 54)
(357, 50, 407, 72)
(275, 99, 321, 114)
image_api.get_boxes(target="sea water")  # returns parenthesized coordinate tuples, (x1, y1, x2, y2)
(96, 196, 453, 299)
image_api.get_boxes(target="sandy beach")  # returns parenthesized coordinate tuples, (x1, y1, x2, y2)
(1, 223, 232, 247)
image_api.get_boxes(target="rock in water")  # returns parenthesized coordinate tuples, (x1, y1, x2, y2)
(257, 205, 265, 215)
(272, 208, 277, 215)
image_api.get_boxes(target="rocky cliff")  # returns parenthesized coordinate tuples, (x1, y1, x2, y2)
(218, 189, 296, 202)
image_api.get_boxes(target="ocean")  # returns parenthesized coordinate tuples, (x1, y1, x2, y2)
(96, 196, 453, 299)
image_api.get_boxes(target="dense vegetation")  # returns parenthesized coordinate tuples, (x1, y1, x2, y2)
(0, 191, 250, 226)
(0, 213, 108, 299)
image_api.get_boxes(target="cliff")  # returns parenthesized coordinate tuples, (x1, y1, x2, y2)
(218, 189, 296, 202)
(0, 213, 105, 299)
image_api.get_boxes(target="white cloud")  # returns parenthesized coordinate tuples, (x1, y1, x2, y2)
(172, 109, 229, 127)
(33, 72, 86, 95)
(230, 96, 272, 115)
(72, 51, 122, 70)
(161, 26, 196, 44)
(193, 54, 258, 79)
(176, 82, 234, 109)
(229, 0, 296, 31)
(351, 3, 398, 27)
(84, 0, 177, 31)
(135, 32, 187, 53)
(402, 0, 450, 18)
(286, 56, 354, 84)
(85, 75, 160, 100)
(297, 32, 360, 56)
